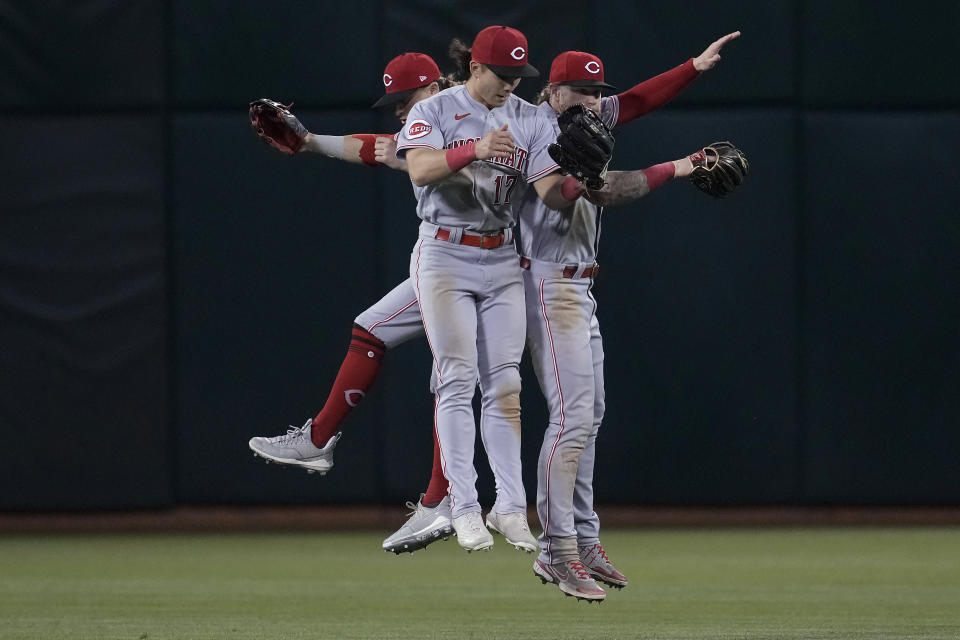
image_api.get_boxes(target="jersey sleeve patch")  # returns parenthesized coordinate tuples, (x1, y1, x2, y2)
(405, 119, 433, 140)
(396, 100, 442, 157)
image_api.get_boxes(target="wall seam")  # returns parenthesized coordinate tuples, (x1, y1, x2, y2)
(793, 0, 809, 504)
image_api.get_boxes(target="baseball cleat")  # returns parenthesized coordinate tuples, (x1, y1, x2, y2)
(452, 511, 494, 552)
(248, 420, 341, 474)
(578, 543, 628, 589)
(533, 558, 606, 602)
(485, 511, 538, 552)
(382, 494, 454, 554)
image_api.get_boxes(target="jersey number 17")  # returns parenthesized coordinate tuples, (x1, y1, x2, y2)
(493, 174, 518, 205)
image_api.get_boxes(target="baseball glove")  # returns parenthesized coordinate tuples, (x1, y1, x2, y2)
(548, 104, 615, 190)
(688, 141, 749, 198)
(249, 98, 308, 155)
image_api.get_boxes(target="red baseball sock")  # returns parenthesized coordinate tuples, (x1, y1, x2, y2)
(421, 419, 449, 506)
(310, 324, 386, 447)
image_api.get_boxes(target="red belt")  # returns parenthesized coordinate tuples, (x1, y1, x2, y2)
(519, 256, 600, 279)
(435, 228, 511, 249)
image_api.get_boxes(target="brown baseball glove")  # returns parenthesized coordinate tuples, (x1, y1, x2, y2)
(688, 141, 749, 198)
(249, 98, 308, 155)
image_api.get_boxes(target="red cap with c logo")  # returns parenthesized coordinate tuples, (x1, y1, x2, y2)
(372, 52, 441, 108)
(471, 26, 539, 78)
(549, 51, 616, 90)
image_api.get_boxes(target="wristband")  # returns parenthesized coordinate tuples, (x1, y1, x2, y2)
(561, 176, 584, 201)
(640, 162, 675, 191)
(351, 134, 381, 166)
(445, 142, 477, 172)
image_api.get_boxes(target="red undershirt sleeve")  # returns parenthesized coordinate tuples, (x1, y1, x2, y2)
(615, 59, 700, 126)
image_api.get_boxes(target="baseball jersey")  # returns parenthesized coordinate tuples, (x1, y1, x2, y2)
(396, 85, 559, 233)
(517, 98, 618, 265)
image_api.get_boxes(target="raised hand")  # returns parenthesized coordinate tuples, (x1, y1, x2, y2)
(693, 31, 741, 71)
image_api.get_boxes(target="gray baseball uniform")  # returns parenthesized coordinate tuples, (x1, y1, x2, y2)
(353, 131, 530, 520)
(354, 279, 422, 349)
(517, 98, 619, 564)
(397, 85, 558, 519)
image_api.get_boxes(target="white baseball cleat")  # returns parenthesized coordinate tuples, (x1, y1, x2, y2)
(382, 495, 453, 554)
(452, 511, 494, 552)
(248, 420, 341, 475)
(533, 558, 606, 602)
(485, 510, 538, 552)
(578, 543, 628, 589)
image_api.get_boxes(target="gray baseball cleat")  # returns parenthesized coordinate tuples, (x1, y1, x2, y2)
(485, 510, 539, 552)
(452, 511, 494, 552)
(578, 543, 628, 589)
(533, 558, 606, 602)
(382, 495, 453, 554)
(248, 419, 341, 475)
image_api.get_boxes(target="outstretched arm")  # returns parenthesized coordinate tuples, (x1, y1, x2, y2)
(301, 133, 401, 168)
(583, 155, 695, 208)
(614, 30, 741, 125)
(249, 98, 401, 169)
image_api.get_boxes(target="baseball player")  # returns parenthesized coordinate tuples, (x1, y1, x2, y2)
(523, 35, 740, 600)
(248, 53, 446, 476)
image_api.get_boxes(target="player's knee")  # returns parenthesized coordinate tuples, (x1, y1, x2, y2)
(484, 367, 521, 400)
(480, 368, 521, 418)
(560, 442, 586, 465)
(436, 370, 478, 401)
(583, 432, 598, 449)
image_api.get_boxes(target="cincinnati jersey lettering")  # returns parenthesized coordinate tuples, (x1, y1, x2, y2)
(445, 138, 529, 172)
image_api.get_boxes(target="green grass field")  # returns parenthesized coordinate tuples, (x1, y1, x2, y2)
(1, 528, 958, 639)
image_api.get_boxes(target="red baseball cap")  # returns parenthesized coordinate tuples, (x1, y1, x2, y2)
(372, 52, 442, 107)
(549, 51, 616, 90)
(471, 26, 539, 78)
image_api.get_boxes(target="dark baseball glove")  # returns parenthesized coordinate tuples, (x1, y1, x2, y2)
(249, 98, 308, 155)
(548, 104, 615, 190)
(688, 141, 749, 198)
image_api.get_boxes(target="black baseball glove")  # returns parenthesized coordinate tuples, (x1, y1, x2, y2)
(249, 98, 308, 155)
(548, 104, 615, 190)
(688, 141, 749, 198)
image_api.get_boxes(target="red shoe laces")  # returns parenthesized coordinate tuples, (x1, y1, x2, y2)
(582, 544, 608, 564)
(569, 561, 591, 580)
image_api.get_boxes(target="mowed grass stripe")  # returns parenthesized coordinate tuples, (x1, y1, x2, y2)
(1, 528, 958, 639)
